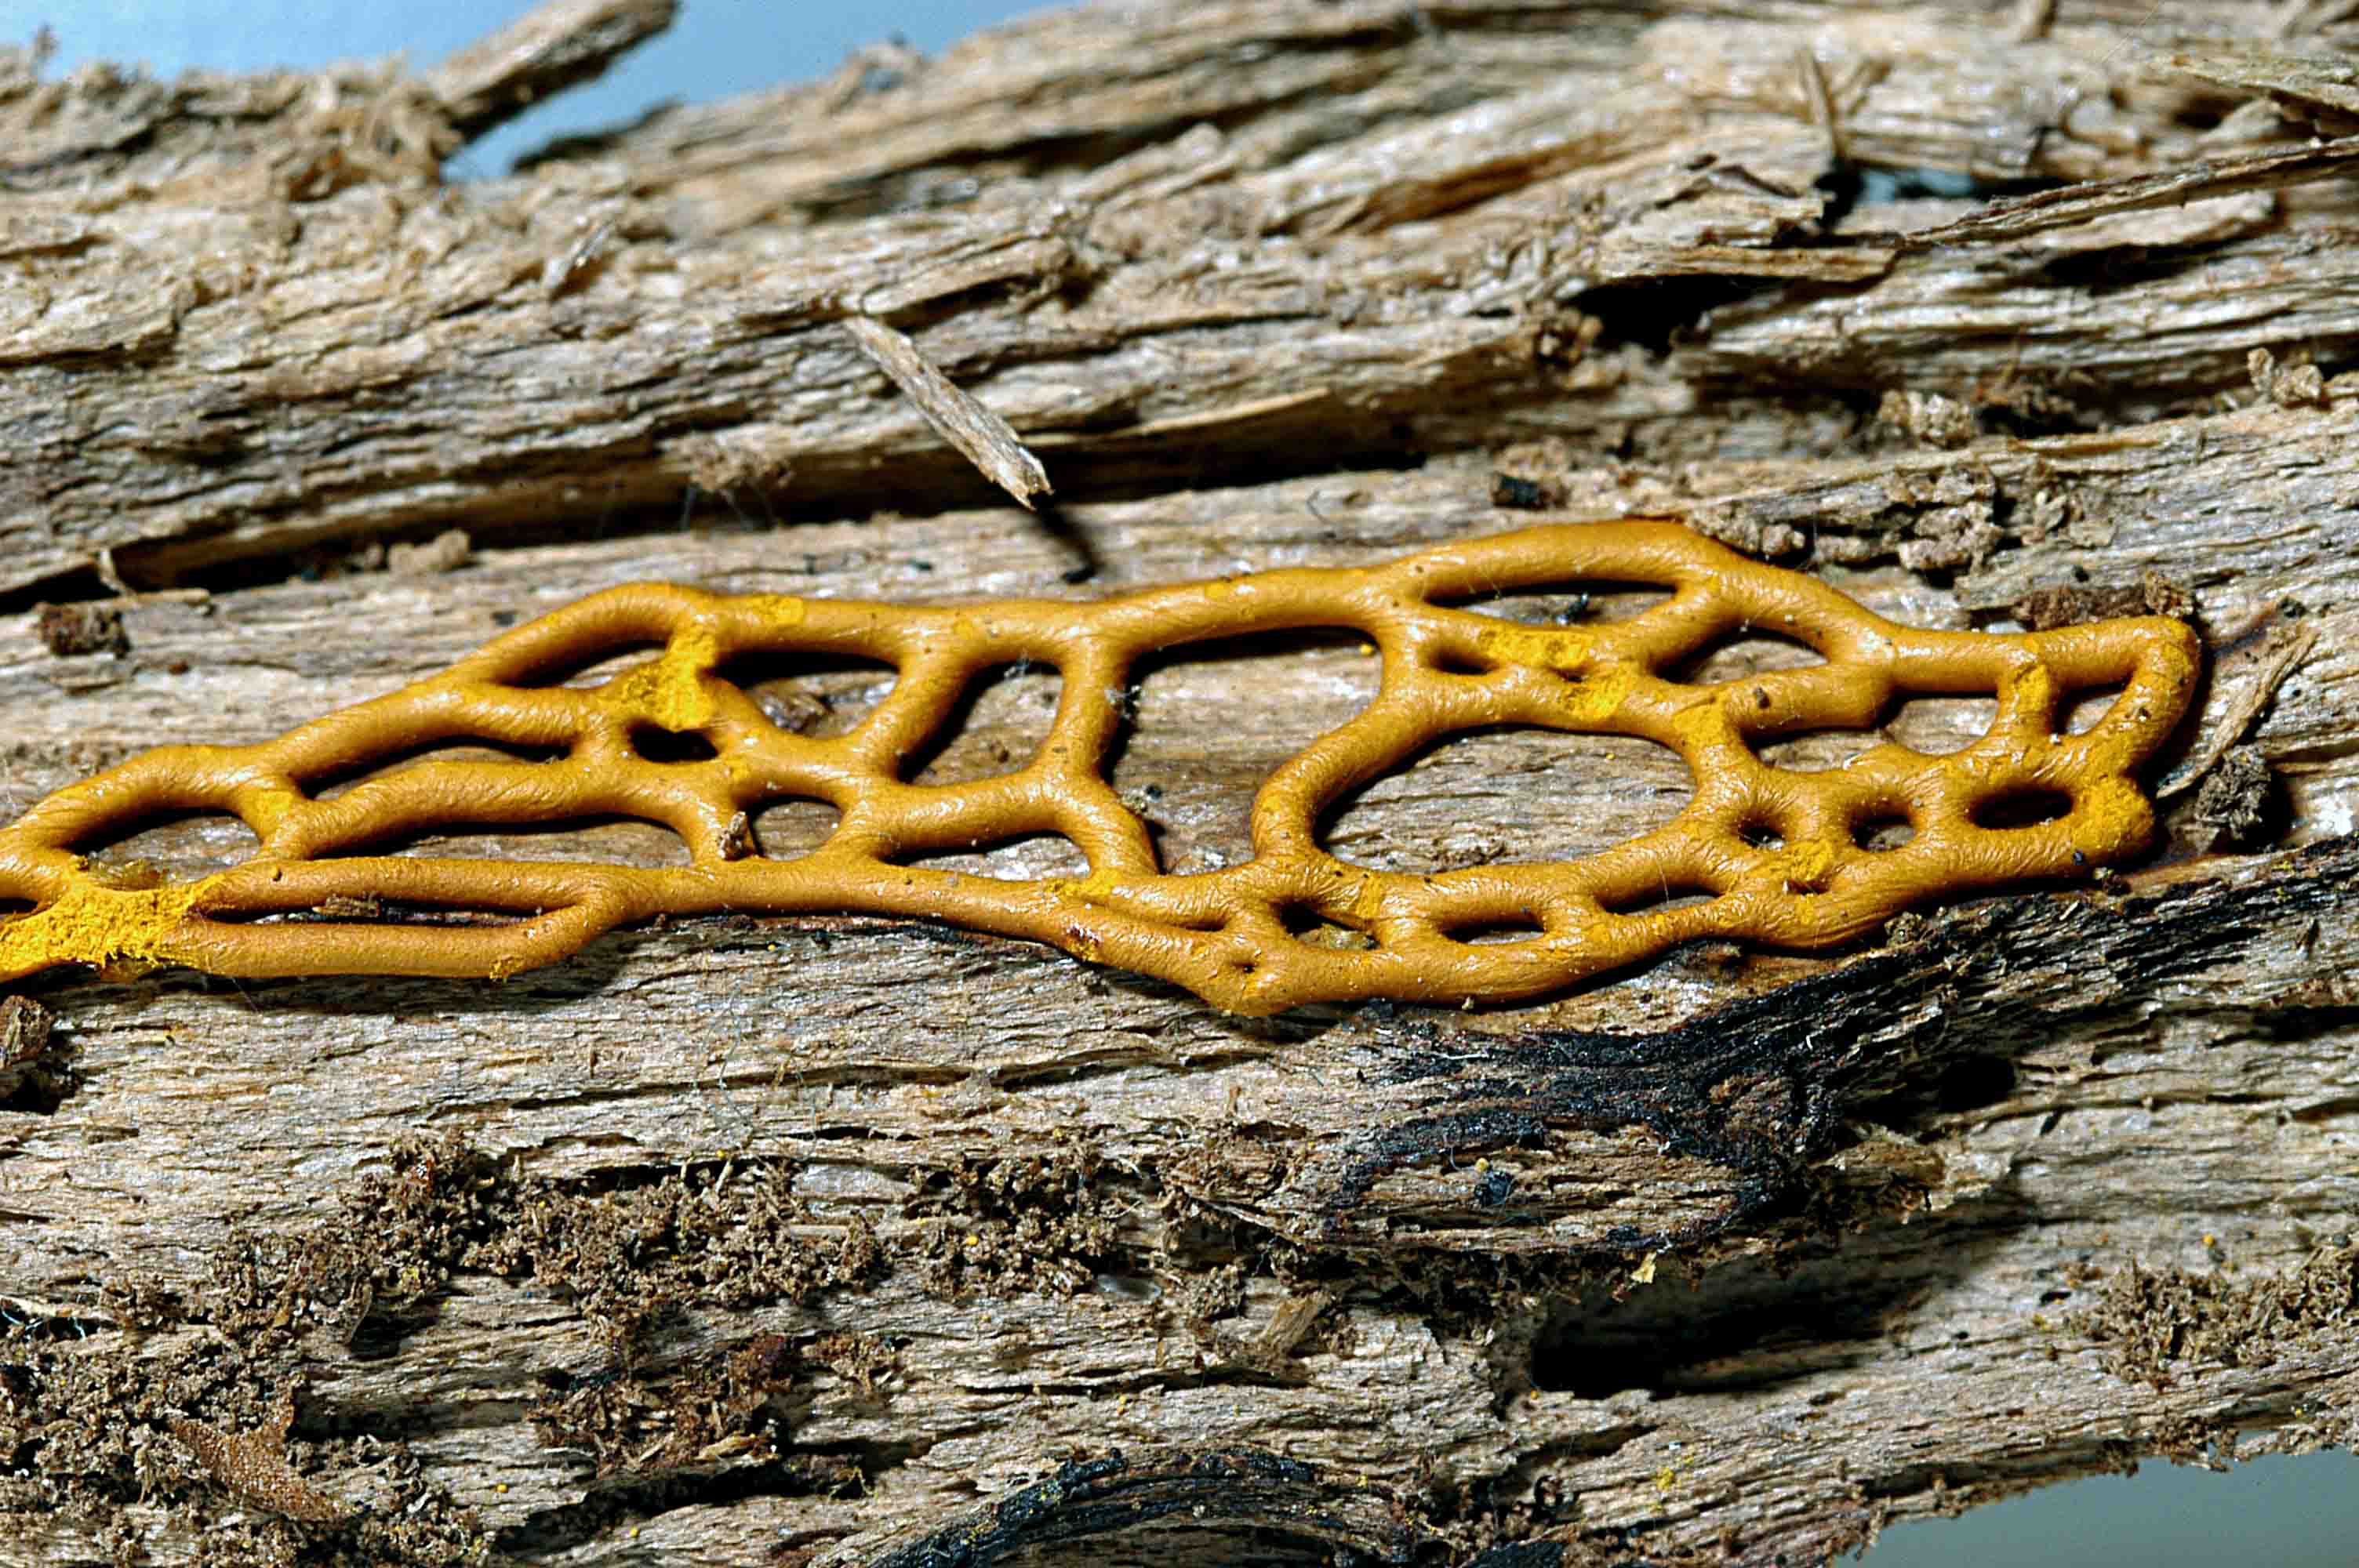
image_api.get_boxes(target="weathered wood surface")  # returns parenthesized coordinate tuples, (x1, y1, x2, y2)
(2, 2, 2356, 1566)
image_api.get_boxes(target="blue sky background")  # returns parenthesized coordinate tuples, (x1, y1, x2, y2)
(29, 0, 1058, 176)
(12, 2, 2357, 1561)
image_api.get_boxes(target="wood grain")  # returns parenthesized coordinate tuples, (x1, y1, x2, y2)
(2, 2, 2355, 1565)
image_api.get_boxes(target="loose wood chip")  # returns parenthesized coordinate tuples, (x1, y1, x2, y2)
(843, 314, 1053, 510)
(2158, 610, 2320, 799)
(422, 0, 678, 140)
(2167, 42, 2359, 130)
(1899, 135, 2359, 249)
(167, 1391, 350, 1525)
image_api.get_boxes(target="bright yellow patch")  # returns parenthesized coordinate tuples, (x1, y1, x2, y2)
(1768, 835, 1838, 890)
(0, 880, 205, 974)
(2069, 777, 2151, 854)
(1671, 701, 1728, 746)
(1477, 624, 1595, 674)
(238, 789, 300, 840)
(1481, 626, 1636, 724)
(748, 594, 808, 630)
(2005, 661, 2053, 720)
(1559, 664, 1634, 724)
(605, 624, 722, 731)
(1047, 867, 1123, 902)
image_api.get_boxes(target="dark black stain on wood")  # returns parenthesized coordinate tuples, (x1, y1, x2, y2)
(1331, 840, 2359, 1252)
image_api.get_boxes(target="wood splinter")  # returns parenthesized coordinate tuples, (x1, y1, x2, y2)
(0, 519, 2198, 1013)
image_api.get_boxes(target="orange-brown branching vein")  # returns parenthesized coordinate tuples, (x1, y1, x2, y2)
(0, 521, 2197, 1013)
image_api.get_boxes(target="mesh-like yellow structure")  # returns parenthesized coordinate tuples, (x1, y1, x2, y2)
(0, 521, 2197, 1013)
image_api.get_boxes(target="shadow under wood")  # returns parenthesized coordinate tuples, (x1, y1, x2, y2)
(1528, 1202, 2022, 1399)
(40, 913, 1358, 1063)
(500, 1441, 924, 1559)
(860, 1446, 1430, 1568)
(26, 913, 848, 1026)
(38, 921, 655, 1018)
(95, 419, 1433, 605)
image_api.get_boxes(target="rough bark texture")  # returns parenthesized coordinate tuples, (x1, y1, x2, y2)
(3, 2, 2357, 1566)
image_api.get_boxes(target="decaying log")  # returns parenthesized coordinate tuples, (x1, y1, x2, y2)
(2, 2, 2355, 1566)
